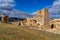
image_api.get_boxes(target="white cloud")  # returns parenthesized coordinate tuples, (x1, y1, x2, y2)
(0, 0, 15, 8)
(0, 0, 33, 18)
(0, 0, 14, 2)
(0, 0, 15, 17)
(49, 0, 60, 19)
(32, 11, 37, 15)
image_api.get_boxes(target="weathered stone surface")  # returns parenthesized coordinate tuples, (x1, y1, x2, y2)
(23, 8, 50, 29)
(2, 12, 9, 23)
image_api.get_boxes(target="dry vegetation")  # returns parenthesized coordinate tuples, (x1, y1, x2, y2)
(0, 22, 60, 40)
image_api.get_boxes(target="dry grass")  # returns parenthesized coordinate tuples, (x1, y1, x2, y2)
(0, 22, 60, 40)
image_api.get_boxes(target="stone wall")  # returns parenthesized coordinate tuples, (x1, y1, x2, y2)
(21, 8, 50, 29)
(51, 19, 60, 29)
(2, 13, 9, 23)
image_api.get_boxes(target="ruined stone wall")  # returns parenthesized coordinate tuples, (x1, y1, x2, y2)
(2, 13, 9, 22)
(23, 8, 50, 29)
(41, 9, 50, 28)
(51, 19, 60, 29)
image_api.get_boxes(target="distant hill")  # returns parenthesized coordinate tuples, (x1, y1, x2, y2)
(9, 17, 25, 22)
(0, 17, 25, 22)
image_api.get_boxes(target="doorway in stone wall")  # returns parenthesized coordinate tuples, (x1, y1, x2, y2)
(51, 24, 54, 29)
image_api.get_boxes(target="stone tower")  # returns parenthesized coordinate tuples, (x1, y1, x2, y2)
(41, 8, 50, 28)
(36, 8, 50, 28)
(2, 12, 9, 23)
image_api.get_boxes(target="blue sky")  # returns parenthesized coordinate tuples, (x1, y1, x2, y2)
(0, 0, 60, 19)
(14, 0, 55, 12)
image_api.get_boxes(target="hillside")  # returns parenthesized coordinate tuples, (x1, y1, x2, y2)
(0, 22, 60, 40)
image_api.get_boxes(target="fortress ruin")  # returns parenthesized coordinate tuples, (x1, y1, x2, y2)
(1, 8, 59, 29)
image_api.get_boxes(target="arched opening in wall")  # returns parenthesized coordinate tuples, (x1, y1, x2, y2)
(33, 20, 37, 23)
(18, 21, 21, 25)
(51, 24, 54, 29)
